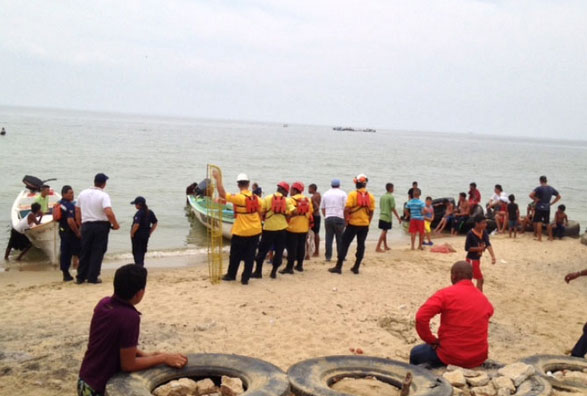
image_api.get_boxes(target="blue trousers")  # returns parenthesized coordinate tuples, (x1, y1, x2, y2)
(409, 344, 445, 367)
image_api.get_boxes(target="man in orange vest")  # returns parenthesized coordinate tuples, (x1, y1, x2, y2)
(252, 181, 294, 279)
(212, 171, 262, 285)
(328, 174, 375, 275)
(280, 182, 313, 274)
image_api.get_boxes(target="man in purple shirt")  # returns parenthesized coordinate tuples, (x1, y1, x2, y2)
(78, 265, 187, 396)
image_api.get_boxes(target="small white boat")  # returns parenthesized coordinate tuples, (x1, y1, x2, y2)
(186, 194, 234, 239)
(11, 177, 61, 264)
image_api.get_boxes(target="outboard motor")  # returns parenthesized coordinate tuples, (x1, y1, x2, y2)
(195, 178, 212, 197)
(22, 175, 44, 192)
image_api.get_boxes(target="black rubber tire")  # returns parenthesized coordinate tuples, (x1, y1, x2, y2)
(105, 353, 290, 396)
(522, 354, 587, 393)
(287, 355, 452, 396)
(524, 220, 580, 237)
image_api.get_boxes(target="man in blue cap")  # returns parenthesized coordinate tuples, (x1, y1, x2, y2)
(75, 173, 120, 284)
(319, 179, 347, 262)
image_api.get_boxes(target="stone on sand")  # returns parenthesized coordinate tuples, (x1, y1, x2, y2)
(443, 370, 467, 387)
(497, 362, 535, 386)
(220, 376, 244, 396)
(492, 376, 515, 394)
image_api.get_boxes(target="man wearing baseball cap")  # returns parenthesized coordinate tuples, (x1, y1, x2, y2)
(130, 196, 158, 267)
(252, 181, 295, 279)
(328, 174, 375, 275)
(75, 173, 120, 284)
(211, 171, 262, 285)
(281, 181, 314, 274)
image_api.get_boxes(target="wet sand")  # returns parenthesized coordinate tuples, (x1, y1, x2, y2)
(0, 235, 585, 395)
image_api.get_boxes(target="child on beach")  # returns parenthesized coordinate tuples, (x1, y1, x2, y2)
(423, 196, 434, 246)
(406, 188, 426, 250)
(465, 215, 496, 292)
(507, 194, 520, 238)
(4, 203, 42, 261)
(552, 204, 568, 239)
(78, 264, 187, 396)
(451, 193, 470, 236)
(434, 199, 454, 233)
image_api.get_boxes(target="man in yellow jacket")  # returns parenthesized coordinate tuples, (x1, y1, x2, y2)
(280, 181, 313, 274)
(252, 181, 295, 279)
(328, 174, 375, 275)
(212, 171, 262, 285)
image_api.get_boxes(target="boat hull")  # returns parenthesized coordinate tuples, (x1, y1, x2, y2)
(186, 195, 234, 240)
(11, 189, 61, 264)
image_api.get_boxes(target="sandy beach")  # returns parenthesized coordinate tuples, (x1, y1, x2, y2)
(0, 234, 585, 396)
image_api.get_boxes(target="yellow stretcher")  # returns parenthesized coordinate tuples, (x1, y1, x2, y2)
(206, 164, 224, 284)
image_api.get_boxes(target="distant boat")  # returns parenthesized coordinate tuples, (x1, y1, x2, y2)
(0, 127, 6, 136)
(283, 124, 288, 128)
(11, 176, 61, 264)
(333, 126, 376, 133)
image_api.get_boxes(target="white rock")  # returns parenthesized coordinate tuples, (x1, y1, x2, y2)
(452, 387, 471, 396)
(153, 379, 196, 396)
(196, 378, 218, 395)
(497, 362, 535, 386)
(443, 370, 467, 387)
(467, 372, 490, 387)
(447, 364, 481, 377)
(220, 376, 244, 396)
(470, 383, 497, 396)
(492, 376, 515, 394)
(496, 389, 511, 396)
(177, 378, 198, 393)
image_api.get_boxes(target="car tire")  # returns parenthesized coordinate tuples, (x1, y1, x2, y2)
(522, 354, 587, 393)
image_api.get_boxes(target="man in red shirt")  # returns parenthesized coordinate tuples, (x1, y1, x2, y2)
(410, 261, 494, 368)
(468, 182, 481, 207)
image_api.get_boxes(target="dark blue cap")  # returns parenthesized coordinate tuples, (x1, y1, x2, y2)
(94, 173, 109, 184)
(130, 196, 146, 205)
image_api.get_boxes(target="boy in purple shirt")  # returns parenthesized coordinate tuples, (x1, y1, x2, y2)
(78, 264, 187, 395)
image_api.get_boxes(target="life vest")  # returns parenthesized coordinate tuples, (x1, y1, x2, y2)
(270, 195, 287, 215)
(350, 191, 371, 214)
(294, 197, 311, 215)
(233, 193, 259, 217)
(53, 202, 63, 221)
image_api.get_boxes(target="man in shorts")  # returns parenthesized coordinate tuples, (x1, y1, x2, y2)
(376, 183, 401, 252)
(465, 215, 496, 292)
(406, 188, 426, 250)
(529, 175, 561, 241)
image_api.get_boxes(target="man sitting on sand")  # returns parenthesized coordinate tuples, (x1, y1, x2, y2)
(78, 264, 187, 396)
(410, 261, 494, 368)
(565, 268, 587, 358)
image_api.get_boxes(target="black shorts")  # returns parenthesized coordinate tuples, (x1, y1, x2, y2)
(8, 228, 31, 250)
(533, 209, 550, 224)
(312, 215, 321, 234)
(378, 219, 392, 230)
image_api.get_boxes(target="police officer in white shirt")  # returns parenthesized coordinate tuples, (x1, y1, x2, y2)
(320, 179, 347, 262)
(75, 173, 120, 284)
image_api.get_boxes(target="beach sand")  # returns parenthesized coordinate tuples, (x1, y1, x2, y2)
(0, 234, 585, 395)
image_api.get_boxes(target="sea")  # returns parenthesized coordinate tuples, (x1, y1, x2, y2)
(1, 105, 586, 267)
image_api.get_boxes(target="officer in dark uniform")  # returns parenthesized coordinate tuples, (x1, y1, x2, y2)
(130, 196, 158, 267)
(58, 185, 81, 281)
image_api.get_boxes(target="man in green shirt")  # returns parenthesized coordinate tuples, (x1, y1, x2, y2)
(376, 183, 402, 252)
(35, 185, 51, 213)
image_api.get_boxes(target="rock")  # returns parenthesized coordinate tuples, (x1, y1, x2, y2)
(497, 362, 535, 387)
(153, 378, 198, 396)
(513, 379, 532, 396)
(443, 370, 467, 387)
(452, 387, 471, 396)
(470, 383, 497, 396)
(447, 364, 482, 378)
(563, 370, 587, 386)
(220, 376, 244, 396)
(492, 376, 515, 394)
(196, 378, 218, 395)
(496, 389, 511, 396)
(467, 372, 490, 387)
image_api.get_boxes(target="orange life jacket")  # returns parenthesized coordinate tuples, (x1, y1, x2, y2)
(270, 195, 287, 215)
(356, 191, 371, 208)
(53, 202, 63, 221)
(233, 193, 259, 217)
(294, 197, 311, 215)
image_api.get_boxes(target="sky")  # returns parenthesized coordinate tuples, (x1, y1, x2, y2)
(1, 1, 586, 139)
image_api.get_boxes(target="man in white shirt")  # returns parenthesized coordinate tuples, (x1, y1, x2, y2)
(320, 179, 347, 262)
(487, 184, 509, 209)
(75, 173, 120, 284)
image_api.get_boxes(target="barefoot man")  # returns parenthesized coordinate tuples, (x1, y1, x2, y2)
(376, 183, 401, 252)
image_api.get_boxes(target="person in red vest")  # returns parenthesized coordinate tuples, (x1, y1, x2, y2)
(411, 261, 494, 368)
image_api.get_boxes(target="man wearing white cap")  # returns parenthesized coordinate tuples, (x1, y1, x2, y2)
(212, 171, 262, 285)
(320, 179, 347, 262)
(328, 174, 375, 275)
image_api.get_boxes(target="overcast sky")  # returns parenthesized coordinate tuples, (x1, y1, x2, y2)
(1, 1, 586, 139)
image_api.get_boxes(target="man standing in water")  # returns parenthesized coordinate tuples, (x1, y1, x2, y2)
(212, 171, 262, 285)
(76, 173, 120, 284)
(376, 183, 401, 252)
(328, 174, 375, 275)
(529, 175, 561, 241)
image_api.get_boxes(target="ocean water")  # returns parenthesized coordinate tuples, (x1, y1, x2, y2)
(1, 106, 586, 265)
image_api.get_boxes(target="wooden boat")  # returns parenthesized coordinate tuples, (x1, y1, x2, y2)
(11, 185, 61, 264)
(186, 194, 234, 239)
